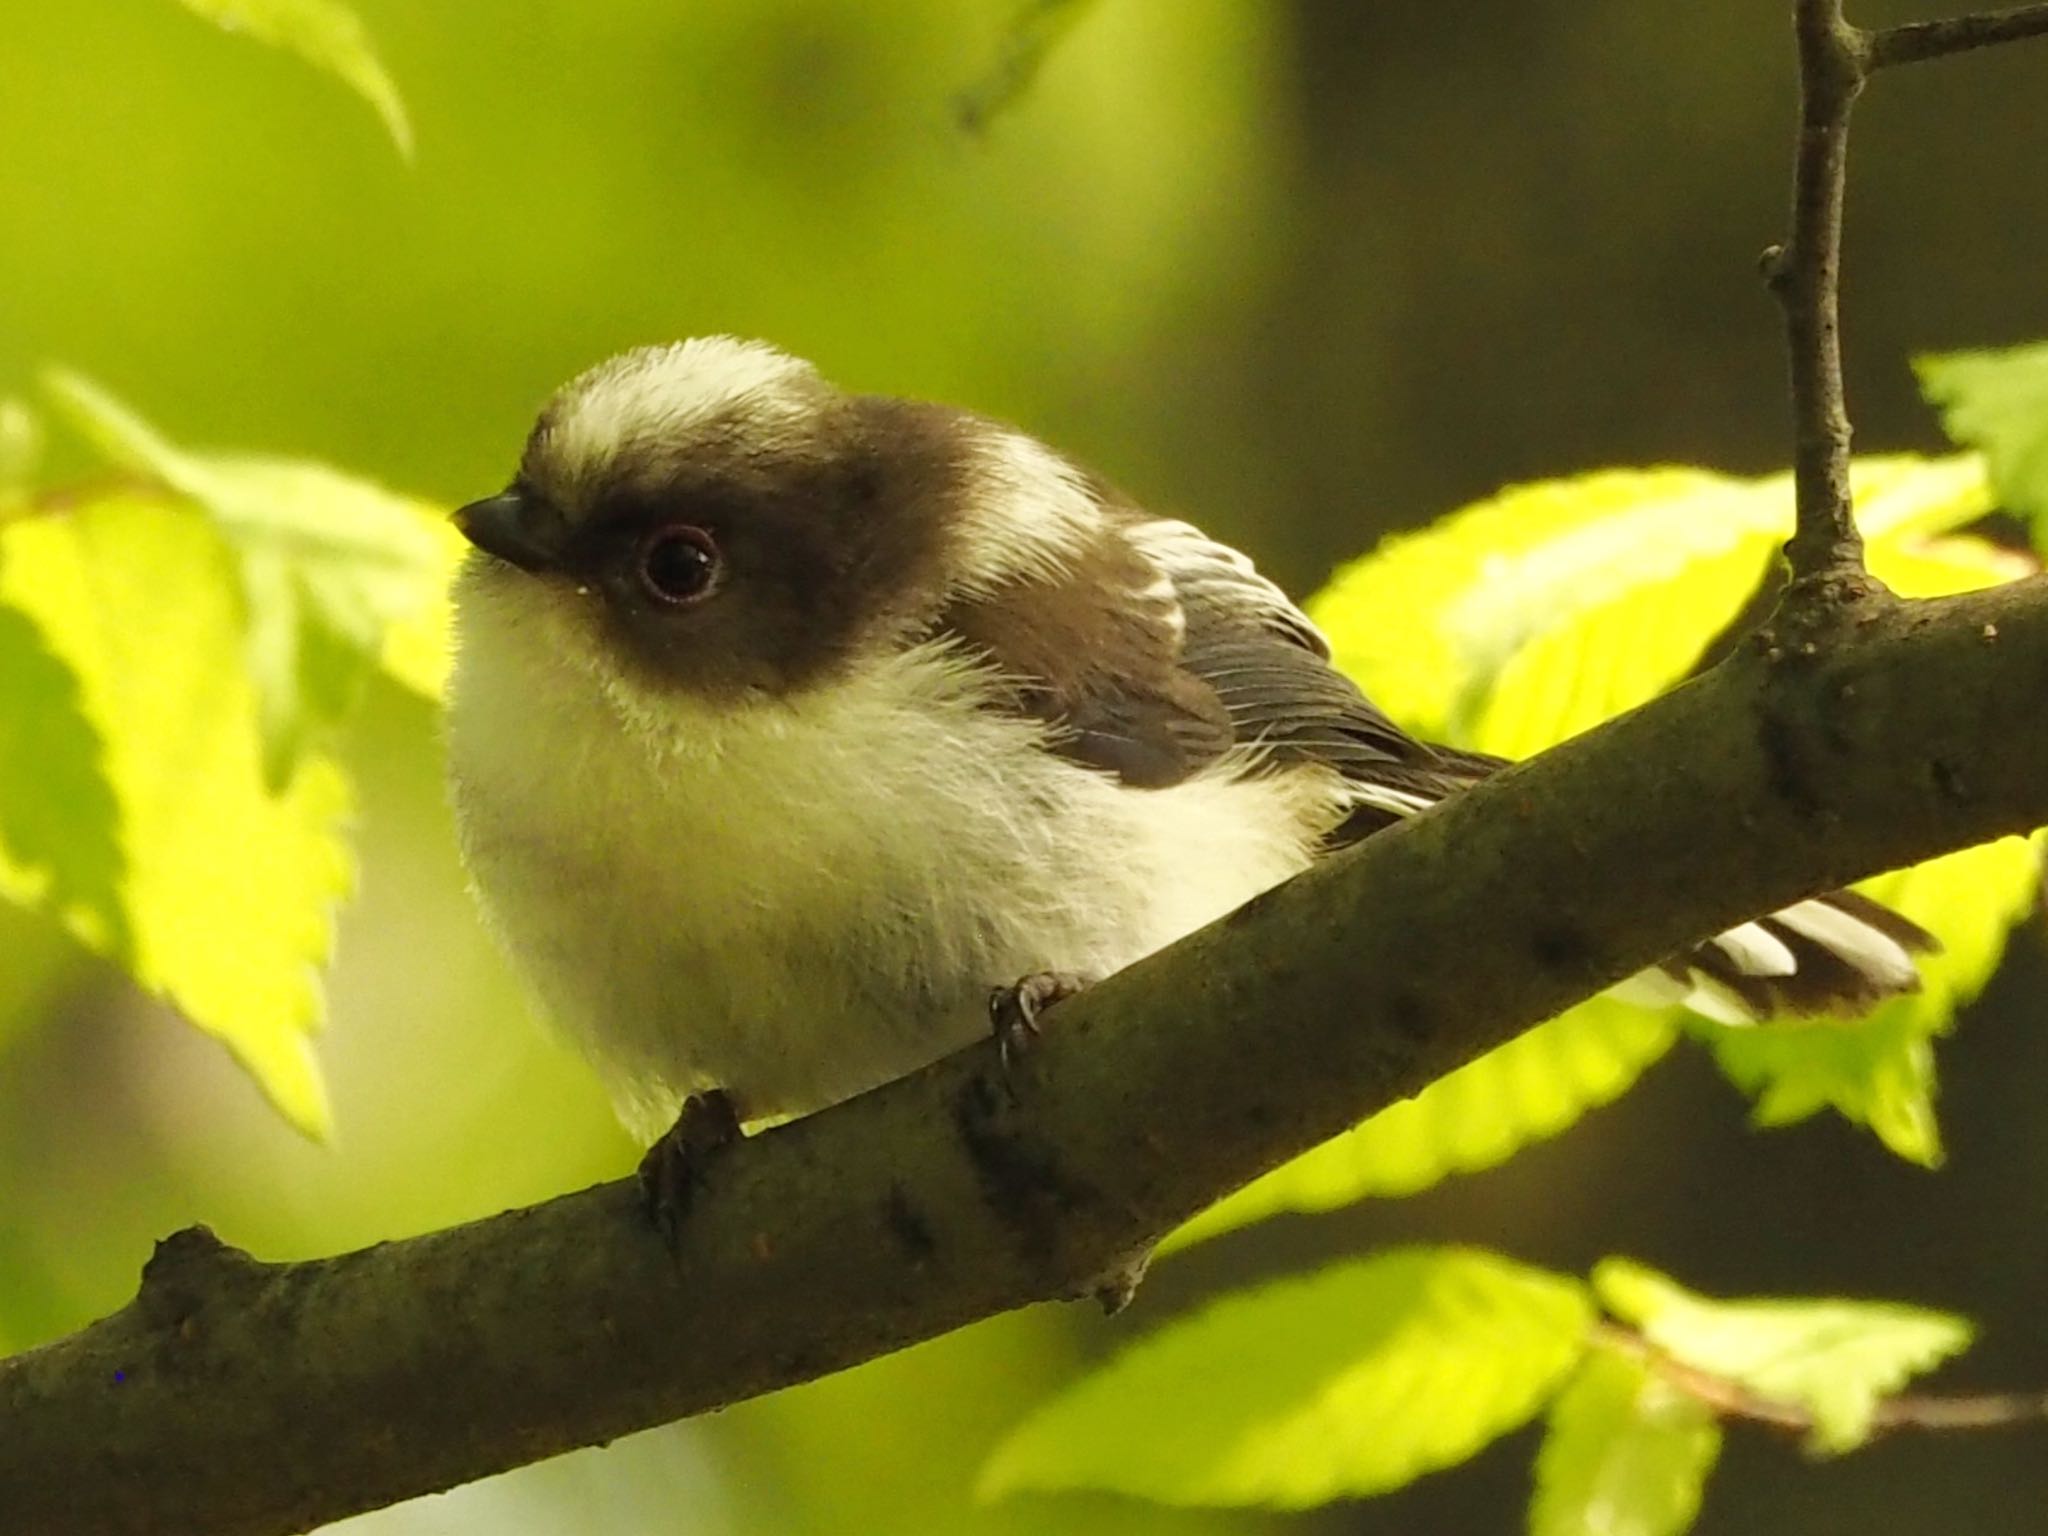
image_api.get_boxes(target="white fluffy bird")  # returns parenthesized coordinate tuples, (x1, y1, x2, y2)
(445, 338, 1932, 1145)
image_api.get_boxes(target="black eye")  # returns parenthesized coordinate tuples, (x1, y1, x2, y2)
(636, 525, 722, 606)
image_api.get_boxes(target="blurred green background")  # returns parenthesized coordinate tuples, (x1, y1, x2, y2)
(4, 1, 2046, 1532)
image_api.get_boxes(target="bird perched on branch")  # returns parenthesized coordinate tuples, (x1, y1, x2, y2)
(444, 337, 1932, 1173)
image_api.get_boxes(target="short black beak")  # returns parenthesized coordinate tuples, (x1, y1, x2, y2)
(453, 490, 563, 573)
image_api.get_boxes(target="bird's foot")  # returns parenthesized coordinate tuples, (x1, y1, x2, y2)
(988, 970, 1095, 1073)
(637, 1088, 744, 1250)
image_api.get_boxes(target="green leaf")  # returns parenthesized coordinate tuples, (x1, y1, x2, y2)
(1868, 530, 2037, 598)
(0, 492, 351, 1137)
(45, 369, 461, 782)
(1530, 1351, 1721, 1536)
(1168, 998, 1677, 1249)
(1702, 532, 2041, 1164)
(1307, 457, 1990, 750)
(1704, 833, 2042, 1165)
(982, 1248, 1592, 1507)
(173, 0, 413, 158)
(1593, 1259, 1972, 1454)
(1917, 344, 2048, 538)
(1313, 467, 1743, 741)
(0, 606, 128, 958)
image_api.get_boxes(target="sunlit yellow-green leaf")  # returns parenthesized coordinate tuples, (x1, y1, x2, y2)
(1869, 531, 2037, 597)
(0, 493, 351, 1136)
(982, 1248, 1592, 1507)
(1530, 1350, 1721, 1536)
(1593, 1258, 1972, 1454)
(0, 605, 128, 958)
(1308, 456, 1990, 748)
(46, 369, 461, 781)
(1703, 833, 2042, 1165)
(1476, 465, 2004, 757)
(1167, 998, 1677, 1249)
(1312, 467, 1738, 739)
(1918, 343, 2048, 542)
(173, 0, 413, 158)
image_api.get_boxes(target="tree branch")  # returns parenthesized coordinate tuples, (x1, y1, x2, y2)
(5, 577, 2048, 1536)
(1868, 4, 2048, 68)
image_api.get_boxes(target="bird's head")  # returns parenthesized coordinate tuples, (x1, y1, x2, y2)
(452, 337, 1103, 708)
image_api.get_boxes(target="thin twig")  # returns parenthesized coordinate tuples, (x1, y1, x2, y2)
(1593, 1323, 2048, 1438)
(1766, 0, 1871, 591)
(952, 0, 1095, 136)
(1869, 4, 2048, 68)
(1769, 0, 2048, 596)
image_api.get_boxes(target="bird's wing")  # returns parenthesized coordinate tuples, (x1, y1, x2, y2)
(937, 508, 1480, 824)
(934, 511, 1235, 788)
(1125, 517, 1492, 816)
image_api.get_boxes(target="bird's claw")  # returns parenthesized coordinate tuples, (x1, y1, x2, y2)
(988, 970, 1093, 1075)
(636, 1088, 743, 1250)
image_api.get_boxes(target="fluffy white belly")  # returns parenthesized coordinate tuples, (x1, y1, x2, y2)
(446, 585, 1341, 1136)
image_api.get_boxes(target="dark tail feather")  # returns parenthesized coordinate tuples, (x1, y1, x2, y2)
(1628, 888, 1939, 1024)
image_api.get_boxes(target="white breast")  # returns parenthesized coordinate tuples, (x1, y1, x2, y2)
(444, 562, 1344, 1137)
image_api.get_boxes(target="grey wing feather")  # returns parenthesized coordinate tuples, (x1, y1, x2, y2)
(1123, 517, 1486, 829)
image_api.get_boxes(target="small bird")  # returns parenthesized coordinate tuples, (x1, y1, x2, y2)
(445, 337, 1933, 1153)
